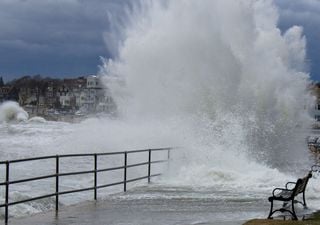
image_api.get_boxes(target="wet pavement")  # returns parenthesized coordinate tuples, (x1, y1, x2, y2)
(8, 188, 268, 225)
(9, 200, 248, 225)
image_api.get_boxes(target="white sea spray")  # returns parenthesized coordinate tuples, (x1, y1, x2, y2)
(98, 0, 313, 178)
(0, 101, 29, 122)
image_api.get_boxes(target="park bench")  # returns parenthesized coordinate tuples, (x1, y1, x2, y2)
(267, 171, 312, 220)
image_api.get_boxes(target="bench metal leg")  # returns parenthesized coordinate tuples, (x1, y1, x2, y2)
(302, 191, 307, 208)
(268, 199, 298, 220)
(268, 200, 274, 219)
(291, 199, 298, 220)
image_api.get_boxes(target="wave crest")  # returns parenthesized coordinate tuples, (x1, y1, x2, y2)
(0, 101, 29, 122)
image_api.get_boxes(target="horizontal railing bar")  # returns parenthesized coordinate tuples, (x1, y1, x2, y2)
(0, 147, 172, 164)
(0, 160, 169, 186)
(96, 181, 125, 189)
(58, 149, 169, 157)
(94, 152, 126, 156)
(97, 160, 167, 171)
(96, 165, 125, 173)
(95, 174, 165, 190)
(96, 159, 168, 173)
(125, 173, 161, 184)
(58, 187, 95, 196)
(126, 175, 149, 183)
(6, 193, 57, 206)
(150, 159, 167, 164)
(126, 147, 172, 154)
(8, 174, 56, 185)
(0, 179, 156, 208)
(7, 185, 101, 206)
(126, 149, 149, 154)
(57, 173, 165, 196)
(0, 162, 167, 187)
(0, 155, 57, 164)
(60, 148, 172, 157)
(150, 173, 162, 178)
(59, 170, 94, 177)
(145, 147, 173, 151)
(58, 154, 96, 158)
(0, 173, 165, 208)
(126, 162, 149, 168)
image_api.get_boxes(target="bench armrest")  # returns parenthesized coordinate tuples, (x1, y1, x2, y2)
(285, 182, 296, 190)
(272, 188, 293, 198)
(272, 187, 286, 195)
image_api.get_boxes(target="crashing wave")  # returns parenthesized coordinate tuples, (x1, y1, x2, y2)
(0, 101, 29, 122)
(100, 0, 313, 171)
(28, 116, 47, 123)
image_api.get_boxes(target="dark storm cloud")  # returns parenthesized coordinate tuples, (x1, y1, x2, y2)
(0, 0, 131, 82)
(1, 0, 320, 82)
(275, 0, 320, 80)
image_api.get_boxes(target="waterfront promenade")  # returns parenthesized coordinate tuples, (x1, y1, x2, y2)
(9, 187, 267, 225)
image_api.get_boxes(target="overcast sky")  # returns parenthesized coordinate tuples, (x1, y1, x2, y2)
(0, 0, 320, 82)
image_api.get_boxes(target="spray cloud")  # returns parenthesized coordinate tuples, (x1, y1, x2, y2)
(98, 0, 312, 171)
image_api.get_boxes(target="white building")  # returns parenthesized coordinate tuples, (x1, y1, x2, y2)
(79, 75, 115, 113)
(55, 75, 116, 114)
(86, 75, 103, 89)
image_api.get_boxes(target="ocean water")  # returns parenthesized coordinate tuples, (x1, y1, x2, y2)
(1, 0, 320, 223)
(1, 105, 320, 223)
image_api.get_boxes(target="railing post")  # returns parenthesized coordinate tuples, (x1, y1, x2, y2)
(94, 154, 97, 200)
(55, 155, 59, 211)
(148, 149, 151, 183)
(124, 152, 127, 192)
(167, 148, 171, 171)
(5, 161, 9, 224)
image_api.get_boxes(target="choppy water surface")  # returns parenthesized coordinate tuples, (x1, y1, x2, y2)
(0, 120, 320, 223)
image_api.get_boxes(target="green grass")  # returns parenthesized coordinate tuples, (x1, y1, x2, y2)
(243, 212, 320, 225)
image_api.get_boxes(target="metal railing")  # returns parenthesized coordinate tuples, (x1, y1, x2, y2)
(0, 147, 172, 224)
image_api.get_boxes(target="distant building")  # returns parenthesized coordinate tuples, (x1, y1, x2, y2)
(19, 87, 36, 105)
(86, 75, 102, 89)
(1, 74, 117, 117)
(0, 86, 10, 102)
(0, 86, 19, 102)
(74, 75, 116, 114)
(44, 81, 58, 108)
(57, 85, 73, 110)
(80, 75, 104, 112)
(55, 77, 87, 111)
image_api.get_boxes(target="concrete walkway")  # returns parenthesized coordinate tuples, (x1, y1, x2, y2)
(8, 188, 268, 225)
(9, 200, 248, 225)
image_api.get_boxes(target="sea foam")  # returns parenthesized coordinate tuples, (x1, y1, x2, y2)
(0, 101, 29, 122)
